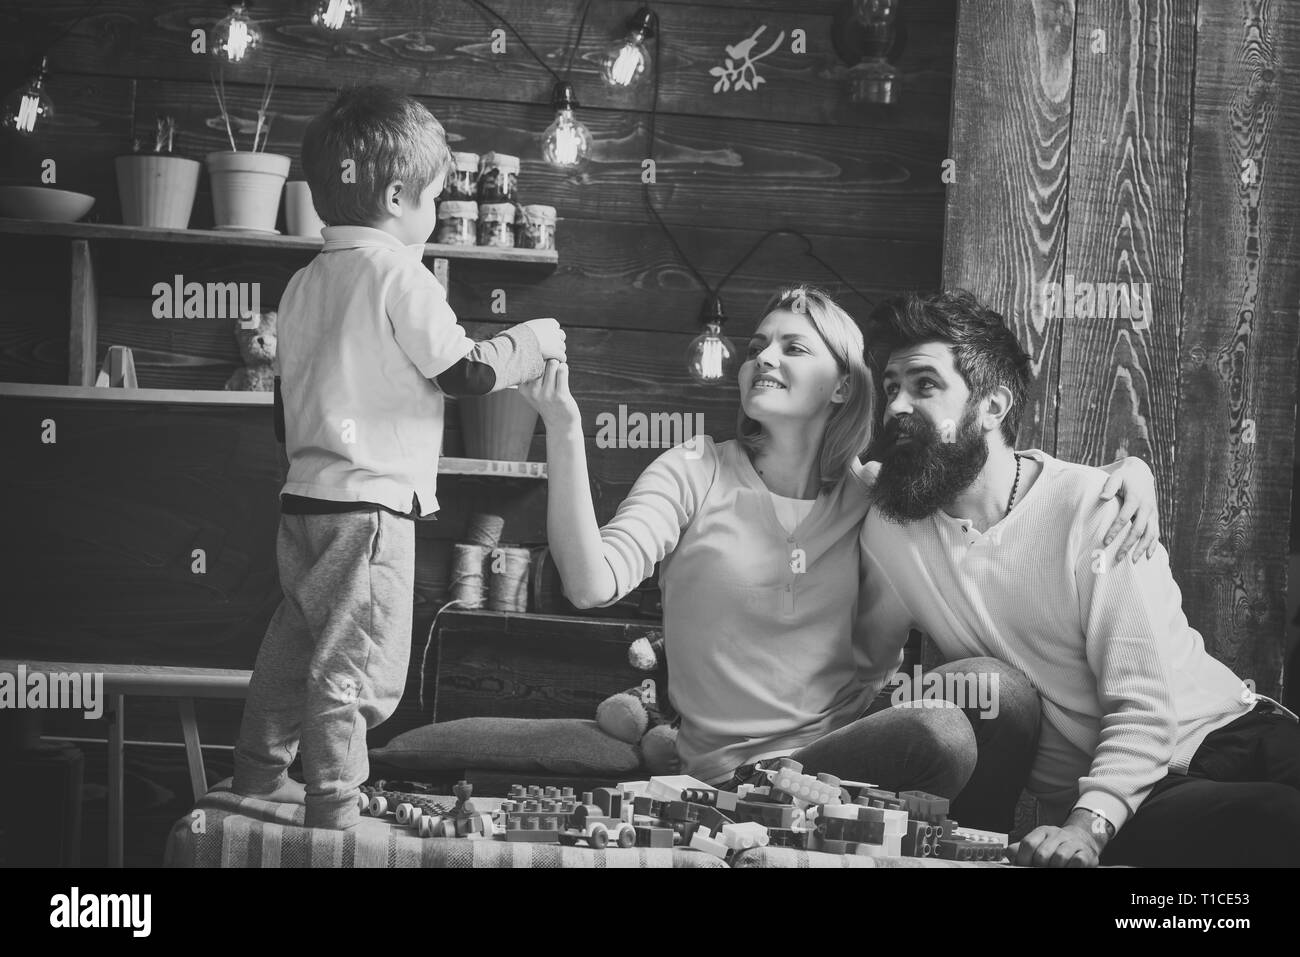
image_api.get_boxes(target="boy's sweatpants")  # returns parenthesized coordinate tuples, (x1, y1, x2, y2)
(233, 509, 415, 829)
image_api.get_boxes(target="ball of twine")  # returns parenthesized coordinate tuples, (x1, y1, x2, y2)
(465, 513, 505, 549)
(487, 546, 531, 612)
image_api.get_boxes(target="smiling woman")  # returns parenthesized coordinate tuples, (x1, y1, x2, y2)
(516, 283, 1161, 836)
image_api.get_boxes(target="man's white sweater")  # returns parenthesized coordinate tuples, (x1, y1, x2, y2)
(856, 450, 1252, 834)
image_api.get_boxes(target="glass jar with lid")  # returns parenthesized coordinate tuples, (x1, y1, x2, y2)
(477, 152, 520, 203)
(443, 152, 480, 201)
(477, 202, 517, 248)
(434, 200, 478, 246)
(517, 205, 557, 250)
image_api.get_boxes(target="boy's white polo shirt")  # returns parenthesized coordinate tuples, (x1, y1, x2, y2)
(276, 226, 475, 518)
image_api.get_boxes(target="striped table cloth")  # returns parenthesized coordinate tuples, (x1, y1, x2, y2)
(163, 782, 727, 868)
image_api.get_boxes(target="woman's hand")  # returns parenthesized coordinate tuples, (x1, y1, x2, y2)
(1099, 456, 1160, 563)
(518, 359, 581, 432)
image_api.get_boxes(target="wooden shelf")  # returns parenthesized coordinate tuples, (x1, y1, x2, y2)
(0, 382, 272, 405)
(0, 217, 559, 268)
(0, 383, 547, 478)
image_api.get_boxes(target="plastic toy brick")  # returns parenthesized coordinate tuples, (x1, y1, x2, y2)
(731, 800, 794, 829)
(635, 825, 676, 848)
(506, 829, 565, 843)
(591, 788, 624, 819)
(819, 803, 861, 820)
(667, 819, 701, 844)
(770, 766, 842, 806)
(662, 800, 704, 822)
(688, 826, 729, 860)
(646, 775, 714, 802)
(820, 817, 885, 844)
(714, 789, 740, 812)
(720, 821, 770, 851)
(881, 808, 910, 837)
(952, 825, 1010, 845)
(619, 781, 652, 797)
(765, 827, 806, 849)
(679, 787, 719, 806)
(696, 805, 735, 835)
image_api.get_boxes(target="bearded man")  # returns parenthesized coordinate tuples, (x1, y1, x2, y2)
(856, 289, 1300, 867)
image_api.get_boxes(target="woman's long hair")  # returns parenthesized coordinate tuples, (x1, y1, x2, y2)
(736, 285, 876, 494)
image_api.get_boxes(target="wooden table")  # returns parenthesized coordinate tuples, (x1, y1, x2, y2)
(0, 660, 251, 868)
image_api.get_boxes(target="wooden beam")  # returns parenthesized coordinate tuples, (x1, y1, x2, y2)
(69, 239, 97, 386)
(1172, 0, 1300, 695)
(941, 0, 1077, 451)
(1054, 0, 1196, 539)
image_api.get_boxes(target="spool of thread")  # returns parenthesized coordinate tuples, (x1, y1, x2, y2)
(451, 544, 491, 609)
(465, 513, 505, 548)
(487, 546, 531, 612)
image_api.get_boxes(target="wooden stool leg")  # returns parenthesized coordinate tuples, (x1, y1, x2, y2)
(106, 693, 124, 868)
(178, 698, 208, 802)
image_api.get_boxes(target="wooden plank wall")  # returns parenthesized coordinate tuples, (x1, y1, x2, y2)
(0, 0, 955, 605)
(0, 0, 957, 832)
(944, 0, 1300, 698)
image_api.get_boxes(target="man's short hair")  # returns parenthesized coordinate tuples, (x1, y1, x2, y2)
(869, 289, 1033, 447)
(301, 85, 452, 226)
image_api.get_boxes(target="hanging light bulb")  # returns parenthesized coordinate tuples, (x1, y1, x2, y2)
(686, 297, 737, 385)
(601, 7, 656, 90)
(541, 82, 593, 169)
(212, 1, 262, 63)
(311, 0, 361, 31)
(2, 57, 54, 136)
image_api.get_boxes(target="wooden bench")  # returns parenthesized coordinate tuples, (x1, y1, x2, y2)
(0, 659, 251, 868)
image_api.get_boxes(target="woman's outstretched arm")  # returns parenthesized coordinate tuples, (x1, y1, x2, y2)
(519, 360, 711, 610)
(519, 360, 616, 607)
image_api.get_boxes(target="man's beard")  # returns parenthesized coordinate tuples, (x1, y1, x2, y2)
(873, 404, 989, 523)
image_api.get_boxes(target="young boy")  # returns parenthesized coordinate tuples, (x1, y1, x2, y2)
(231, 86, 566, 829)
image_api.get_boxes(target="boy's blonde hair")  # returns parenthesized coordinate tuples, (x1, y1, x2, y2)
(301, 85, 452, 226)
(737, 285, 876, 494)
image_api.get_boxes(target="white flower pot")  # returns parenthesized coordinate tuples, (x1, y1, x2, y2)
(206, 151, 291, 232)
(115, 155, 201, 229)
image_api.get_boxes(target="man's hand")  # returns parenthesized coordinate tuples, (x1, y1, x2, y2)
(522, 317, 567, 363)
(1099, 456, 1159, 563)
(518, 359, 581, 431)
(1009, 809, 1108, 867)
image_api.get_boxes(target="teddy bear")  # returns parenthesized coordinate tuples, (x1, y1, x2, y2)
(224, 311, 277, 391)
(595, 635, 680, 775)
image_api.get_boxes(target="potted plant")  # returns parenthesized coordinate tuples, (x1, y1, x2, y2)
(115, 114, 202, 229)
(206, 68, 289, 232)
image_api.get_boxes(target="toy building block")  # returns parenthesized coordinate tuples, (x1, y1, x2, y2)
(770, 765, 842, 806)
(688, 826, 729, 860)
(731, 800, 795, 829)
(667, 818, 701, 844)
(765, 827, 806, 849)
(591, 788, 624, 820)
(714, 789, 739, 813)
(899, 790, 950, 823)
(881, 808, 910, 837)
(696, 804, 735, 835)
(633, 795, 671, 819)
(618, 781, 652, 797)
(662, 800, 704, 822)
(720, 821, 771, 851)
(679, 787, 719, 806)
(558, 801, 638, 849)
(952, 825, 1010, 846)
(635, 825, 676, 848)
(646, 775, 714, 803)
(820, 817, 885, 844)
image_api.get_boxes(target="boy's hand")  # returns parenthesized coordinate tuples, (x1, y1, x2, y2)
(522, 317, 567, 363)
(519, 359, 581, 431)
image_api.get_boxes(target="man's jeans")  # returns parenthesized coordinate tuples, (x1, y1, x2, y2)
(792, 657, 1042, 833)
